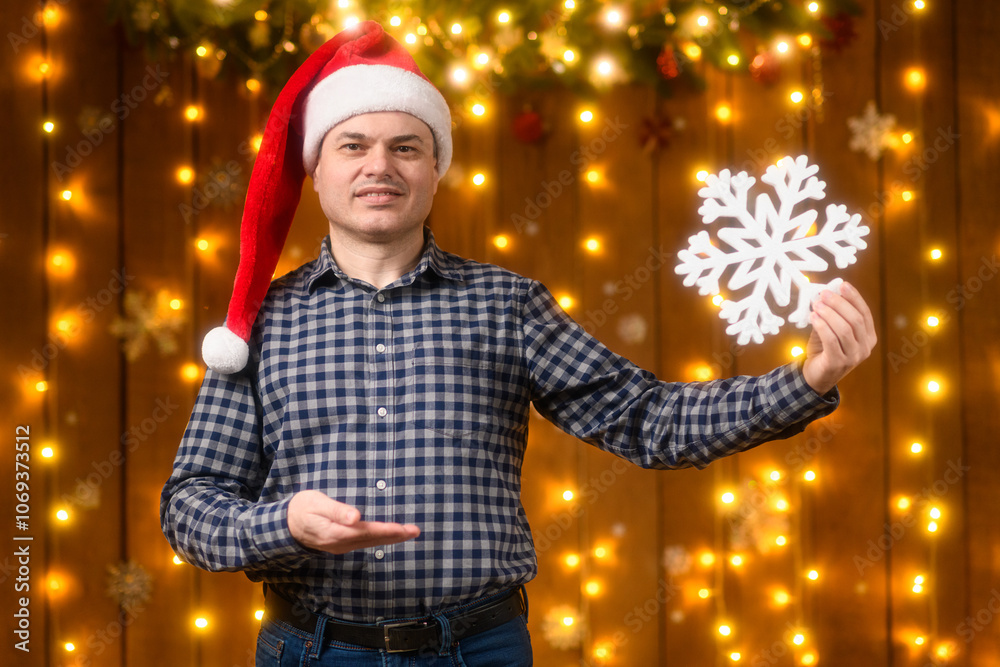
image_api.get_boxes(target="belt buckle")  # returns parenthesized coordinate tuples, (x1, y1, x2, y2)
(381, 620, 429, 653)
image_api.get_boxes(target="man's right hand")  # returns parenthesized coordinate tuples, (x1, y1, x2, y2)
(287, 490, 420, 555)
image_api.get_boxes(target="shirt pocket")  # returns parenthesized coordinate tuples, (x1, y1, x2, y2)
(406, 343, 500, 437)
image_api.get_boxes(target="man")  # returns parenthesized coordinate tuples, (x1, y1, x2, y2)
(160, 21, 876, 667)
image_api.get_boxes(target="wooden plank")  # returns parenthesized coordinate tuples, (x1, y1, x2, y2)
(119, 44, 198, 666)
(572, 84, 661, 667)
(0, 0, 50, 665)
(194, 73, 262, 667)
(656, 60, 723, 666)
(804, 1, 892, 664)
(955, 0, 1000, 664)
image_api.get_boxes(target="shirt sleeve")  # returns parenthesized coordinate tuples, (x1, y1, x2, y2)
(159, 364, 322, 573)
(520, 280, 839, 470)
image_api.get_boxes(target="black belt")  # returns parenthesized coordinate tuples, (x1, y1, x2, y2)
(263, 585, 526, 653)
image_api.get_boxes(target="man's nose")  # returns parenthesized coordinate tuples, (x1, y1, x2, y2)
(363, 144, 392, 177)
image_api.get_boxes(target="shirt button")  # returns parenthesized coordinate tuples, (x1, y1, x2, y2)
(375, 343, 386, 353)
(375, 550, 385, 560)
(377, 293, 385, 303)
(377, 407, 388, 417)
(376, 480, 387, 490)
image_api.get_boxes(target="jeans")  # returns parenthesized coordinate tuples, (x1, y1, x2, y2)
(254, 589, 533, 666)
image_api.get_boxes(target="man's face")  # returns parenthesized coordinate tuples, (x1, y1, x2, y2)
(312, 111, 440, 243)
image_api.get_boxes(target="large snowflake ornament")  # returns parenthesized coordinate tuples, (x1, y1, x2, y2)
(675, 155, 869, 345)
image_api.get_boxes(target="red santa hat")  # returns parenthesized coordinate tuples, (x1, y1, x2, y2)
(202, 20, 452, 374)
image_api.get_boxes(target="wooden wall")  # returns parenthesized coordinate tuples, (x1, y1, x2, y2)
(2, 1, 998, 665)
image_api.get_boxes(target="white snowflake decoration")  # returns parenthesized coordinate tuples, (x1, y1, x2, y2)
(675, 155, 869, 345)
(847, 100, 897, 161)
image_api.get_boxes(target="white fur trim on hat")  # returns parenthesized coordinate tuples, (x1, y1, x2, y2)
(302, 64, 452, 176)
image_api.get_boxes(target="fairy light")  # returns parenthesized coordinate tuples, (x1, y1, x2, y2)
(195, 44, 209, 57)
(584, 238, 601, 252)
(769, 470, 781, 482)
(712, 294, 724, 306)
(472, 173, 486, 186)
(41, 4, 60, 26)
(698, 588, 711, 599)
(585, 170, 601, 184)
(683, 43, 702, 60)
(562, 490, 574, 501)
(596, 58, 614, 77)
(930, 247, 943, 260)
(912, 575, 925, 593)
(251, 133, 263, 152)
(245, 78, 261, 94)
(176, 167, 194, 184)
(792, 633, 805, 646)
(405, 33, 417, 44)
(605, 9, 623, 26)
(718, 624, 732, 636)
(790, 345, 804, 358)
(64, 642, 75, 652)
(42, 120, 55, 133)
(563, 49, 576, 63)
(172, 555, 184, 565)
(389, 16, 401, 27)
(195, 238, 211, 252)
(929, 507, 941, 519)
(580, 110, 594, 123)
(472, 103, 486, 116)
(194, 617, 209, 629)
(715, 104, 732, 122)
(584, 580, 601, 596)
(41, 445, 55, 458)
(914, 636, 926, 646)
(803, 470, 816, 481)
(775, 499, 789, 511)
(593, 546, 608, 559)
(558, 295, 575, 310)
(38, 61, 51, 77)
(807, 2, 820, 12)
(493, 235, 509, 249)
(902, 190, 914, 202)
(911, 441, 924, 454)
(451, 22, 462, 35)
(169, 298, 183, 310)
(926, 315, 940, 327)
(692, 364, 713, 381)
(905, 67, 927, 92)
(901, 131, 914, 144)
(926, 379, 941, 394)
(497, 11, 510, 23)
(343, 16, 360, 29)
(806, 569, 819, 581)
(720, 491, 735, 504)
(451, 66, 469, 85)
(730, 555, 743, 567)
(775, 535, 787, 546)
(35, 381, 49, 393)
(254, 609, 264, 621)
(726, 54, 740, 66)
(699, 551, 715, 567)
(790, 90, 805, 104)
(565, 0, 575, 8)
(776, 41, 790, 54)
(565, 553, 580, 568)
(927, 521, 938, 533)
(914, 0, 926, 9)
(181, 363, 201, 382)
(897, 496, 911, 510)
(594, 644, 612, 660)
(773, 590, 790, 605)
(730, 652, 741, 661)
(60, 189, 73, 201)
(696, 169, 709, 182)
(254, 9, 268, 21)
(184, 105, 201, 121)
(56, 508, 69, 521)
(801, 653, 817, 665)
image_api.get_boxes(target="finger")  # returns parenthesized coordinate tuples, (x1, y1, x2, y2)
(811, 300, 851, 359)
(315, 496, 361, 526)
(817, 290, 866, 351)
(325, 521, 421, 553)
(838, 282, 877, 344)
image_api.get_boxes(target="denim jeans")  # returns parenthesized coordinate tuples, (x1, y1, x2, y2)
(254, 589, 533, 666)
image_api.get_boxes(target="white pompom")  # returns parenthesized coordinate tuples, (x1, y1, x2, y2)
(202, 326, 249, 374)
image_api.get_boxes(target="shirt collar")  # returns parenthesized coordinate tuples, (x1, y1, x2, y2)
(306, 226, 464, 293)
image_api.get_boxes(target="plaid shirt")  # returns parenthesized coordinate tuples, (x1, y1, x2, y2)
(160, 228, 838, 622)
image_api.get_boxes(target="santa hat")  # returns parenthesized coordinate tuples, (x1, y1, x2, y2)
(201, 20, 452, 374)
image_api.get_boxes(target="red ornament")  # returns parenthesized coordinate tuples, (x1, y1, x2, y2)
(749, 52, 781, 85)
(657, 46, 680, 80)
(512, 110, 545, 144)
(820, 13, 858, 53)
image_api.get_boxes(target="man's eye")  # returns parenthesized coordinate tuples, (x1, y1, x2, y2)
(396, 146, 414, 153)
(342, 143, 362, 150)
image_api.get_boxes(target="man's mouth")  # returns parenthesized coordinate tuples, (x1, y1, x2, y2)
(356, 189, 403, 204)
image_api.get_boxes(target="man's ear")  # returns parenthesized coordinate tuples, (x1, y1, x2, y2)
(431, 162, 440, 195)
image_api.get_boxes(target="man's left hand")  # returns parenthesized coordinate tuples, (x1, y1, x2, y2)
(801, 281, 877, 396)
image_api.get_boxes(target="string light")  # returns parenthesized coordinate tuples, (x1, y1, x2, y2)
(42, 120, 55, 133)
(41, 445, 55, 458)
(56, 508, 70, 521)
(64, 642, 75, 652)
(730, 555, 743, 567)
(905, 67, 927, 92)
(715, 104, 732, 122)
(926, 315, 940, 327)
(914, 0, 926, 9)
(181, 363, 202, 382)
(254, 609, 264, 620)
(730, 652, 741, 661)
(683, 43, 702, 61)
(493, 235, 509, 250)
(698, 588, 711, 599)
(801, 653, 817, 665)
(925, 379, 942, 394)
(584, 580, 601, 596)
(897, 496, 911, 510)
(792, 632, 806, 645)
(776, 41, 790, 54)
(563, 49, 576, 63)
(773, 590, 790, 605)
(245, 78, 261, 94)
(584, 238, 601, 252)
(558, 295, 575, 310)
(389, 16, 401, 27)
(901, 190, 914, 202)
(699, 551, 715, 567)
(169, 298, 183, 311)
(790, 345, 804, 358)
(726, 54, 740, 66)
(797, 34, 813, 48)
(803, 470, 816, 481)
(451, 23, 462, 35)
(472, 173, 486, 186)
(697, 15, 710, 28)
(176, 167, 195, 184)
(718, 624, 732, 636)
(806, 569, 819, 581)
(593, 545, 609, 559)
(579, 110, 594, 123)
(585, 170, 601, 184)
(901, 131, 914, 144)
(172, 555, 184, 565)
(497, 11, 510, 23)
(929, 507, 941, 519)
(184, 105, 202, 121)
(929, 247, 943, 260)
(194, 617, 209, 629)
(562, 490, 574, 501)
(790, 90, 805, 104)
(254, 9, 268, 21)
(60, 189, 73, 201)
(696, 169, 709, 182)
(472, 103, 486, 116)
(711, 294, 724, 306)
(720, 491, 735, 504)
(35, 381, 49, 393)
(807, 2, 820, 12)
(564, 553, 580, 568)
(195, 238, 211, 252)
